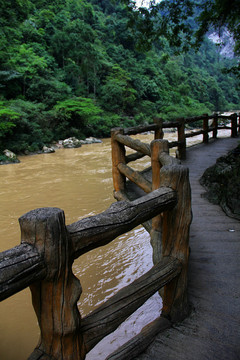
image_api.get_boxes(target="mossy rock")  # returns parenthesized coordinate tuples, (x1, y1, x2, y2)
(200, 144, 240, 220)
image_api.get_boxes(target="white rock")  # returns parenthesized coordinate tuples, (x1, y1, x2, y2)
(3, 149, 17, 159)
(62, 137, 82, 148)
(43, 146, 55, 153)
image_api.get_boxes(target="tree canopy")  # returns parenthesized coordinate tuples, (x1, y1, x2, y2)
(0, 0, 239, 155)
(124, 0, 240, 70)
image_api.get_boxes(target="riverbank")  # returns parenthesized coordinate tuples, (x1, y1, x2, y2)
(0, 136, 102, 165)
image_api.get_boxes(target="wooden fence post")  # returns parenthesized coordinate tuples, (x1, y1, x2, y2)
(231, 113, 238, 137)
(154, 117, 164, 140)
(203, 114, 209, 143)
(19, 208, 85, 360)
(177, 118, 186, 160)
(150, 140, 169, 264)
(159, 165, 192, 322)
(111, 128, 126, 193)
(212, 113, 218, 139)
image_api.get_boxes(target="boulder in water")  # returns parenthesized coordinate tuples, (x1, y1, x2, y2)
(62, 137, 82, 148)
(42, 145, 55, 153)
(2, 149, 20, 164)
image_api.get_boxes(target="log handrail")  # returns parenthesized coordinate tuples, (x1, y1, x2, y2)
(113, 133, 151, 156)
(0, 243, 46, 301)
(0, 189, 177, 302)
(0, 188, 180, 360)
(81, 256, 181, 353)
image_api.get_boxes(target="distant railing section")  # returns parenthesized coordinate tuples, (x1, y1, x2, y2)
(113, 112, 239, 163)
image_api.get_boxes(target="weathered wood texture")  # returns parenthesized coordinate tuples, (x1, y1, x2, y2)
(114, 133, 151, 156)
(126, 151, 146, 163)
(150, 140, 181, 266)
(111, 128, 126, 192)
(19, 208, 84, 360)
(123, 123, 159, 135)
(160, 165, 192, 322)
(0, 243, 46, 301)
(106, 317, 171, 360)
(184, 114, 209, 124)
(112, 189, 152, 235)
(212, 113, 218, 138)
(117, 163, 152, 193)
(177, 118, 186, 159)
(185, 129, 204, 138)
(68, 187, 177, 258)
(231, 113, 238, 137)
(150, 140, 164, 265)
(203, 114, 209, 143)
(81, 257, 182, 353)
(154, 117, 164, 139)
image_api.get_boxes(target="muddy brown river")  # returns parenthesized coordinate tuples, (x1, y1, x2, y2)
(0, 130, 227, 359)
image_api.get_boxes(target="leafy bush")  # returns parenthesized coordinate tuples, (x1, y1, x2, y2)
(54, 97, 102, 138)
(4, 100, 53, 153)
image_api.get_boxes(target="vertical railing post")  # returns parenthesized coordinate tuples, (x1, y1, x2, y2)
(150, 140, 169, 264)
(19, 208, 85, 360)
(154, 117, 164, 140)
(212, 113, 218, 139)
(177, 118, 186, 160)
(111, 128, 126, 194)
(159, 165, 192, 322)
(231, 113, 238, 137)
(203, 114, 209, 143)
(238, 113, 240, 135)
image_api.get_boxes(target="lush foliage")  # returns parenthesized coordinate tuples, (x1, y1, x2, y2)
(0, 0, 239, 153)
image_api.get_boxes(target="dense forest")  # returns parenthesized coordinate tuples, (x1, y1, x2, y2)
(0, 0, 239, 156)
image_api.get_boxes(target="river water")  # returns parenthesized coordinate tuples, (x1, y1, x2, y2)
(0, 130, 229, 359)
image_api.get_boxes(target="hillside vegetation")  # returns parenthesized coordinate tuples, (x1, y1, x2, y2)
(0, 0, 239, 154)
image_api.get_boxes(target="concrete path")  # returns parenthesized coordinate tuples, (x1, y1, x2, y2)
(135, 137, 240, 360)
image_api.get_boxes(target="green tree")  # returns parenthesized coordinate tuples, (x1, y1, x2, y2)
(8, 44, 48, 96)
(100, 64, 137, 114)
(0, 103, 19, 151)
(54, 97, 102, 138)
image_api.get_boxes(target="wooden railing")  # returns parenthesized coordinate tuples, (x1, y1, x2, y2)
(112, 112, 239, 164)
(109, 111, 239, 356)
(0, 112, 238, 359)
(0, 157, 189, 358)
(109, 127, 192, 357)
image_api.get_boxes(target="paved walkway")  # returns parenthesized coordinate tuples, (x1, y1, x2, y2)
(135, 137, 240, 360)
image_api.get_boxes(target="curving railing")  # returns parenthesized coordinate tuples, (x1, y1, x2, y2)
(0, 112, 237, 359)
(0, 144, 190, 360)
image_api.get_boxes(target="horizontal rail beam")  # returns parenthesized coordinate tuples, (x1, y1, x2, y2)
(184, 115, 209, 124)
(0, 243, 46, 301)
(169, 140, 181, 148)
(68, 187, 177, 258)
(123, 124, 158, 135)
(117, 163, 152, 193)
(81, 256, 182, 352)
(158, 152, 181, 166)
(106, 316, 171, 360)
(126, 151, 146, 163)
(185, 129, 204, 138)
(114, 133, 151, 156)
(162, 121, 179, 128)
